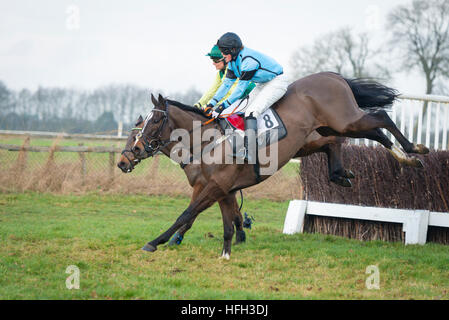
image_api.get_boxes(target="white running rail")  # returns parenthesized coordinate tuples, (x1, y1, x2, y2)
(283, 200, 449, 245)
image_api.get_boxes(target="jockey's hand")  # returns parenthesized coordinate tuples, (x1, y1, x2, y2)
(211, 105, 225, 119)
(204, 104, 214, 117)
(193, 102, 201, 109)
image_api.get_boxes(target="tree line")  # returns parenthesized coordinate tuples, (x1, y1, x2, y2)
(0, 82, 201, 134)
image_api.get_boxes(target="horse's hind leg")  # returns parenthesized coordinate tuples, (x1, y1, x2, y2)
(317, 126, 424, 167)
(343, 110, 429, 154)
(218, 195, 238, 259)
(231, 195, 246, 244)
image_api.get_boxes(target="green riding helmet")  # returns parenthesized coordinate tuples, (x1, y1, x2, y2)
(206, 45, 224, 60)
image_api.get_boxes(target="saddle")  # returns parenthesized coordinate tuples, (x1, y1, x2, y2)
(217, 107, 288, 156)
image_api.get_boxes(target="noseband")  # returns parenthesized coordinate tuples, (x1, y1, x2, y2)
(121, 148, 141, 170)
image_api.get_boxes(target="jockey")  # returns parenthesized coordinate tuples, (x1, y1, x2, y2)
(206, 32, 289, 163)
(194, 45, 255, 109)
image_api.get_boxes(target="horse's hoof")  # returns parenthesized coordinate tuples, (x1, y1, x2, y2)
(142, 243, 157, 252)
(344, 169, 355, 179)
(220, 252, 231, 260)
(414, 144, 430, 154)
(331, 176, 352, 188)
(235, 230, 246, 244)
(410, 158, 424, 168)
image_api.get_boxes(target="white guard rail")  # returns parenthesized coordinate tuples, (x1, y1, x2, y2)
(283, 200, 449, 245)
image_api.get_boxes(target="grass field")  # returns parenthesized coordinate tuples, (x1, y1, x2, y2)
(0, 192, 448, 300)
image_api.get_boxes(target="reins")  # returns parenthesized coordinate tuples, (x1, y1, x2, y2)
(202, 97, 247, 125)
(131, 100, 241, 164)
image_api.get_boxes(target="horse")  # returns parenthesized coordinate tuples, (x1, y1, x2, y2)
(118, 111, 353, 248)
(122, 72, 429, 258)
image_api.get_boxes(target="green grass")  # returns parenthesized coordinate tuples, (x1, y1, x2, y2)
(1, 192, 448, 300)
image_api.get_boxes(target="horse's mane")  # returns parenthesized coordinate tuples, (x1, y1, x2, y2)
(166, 99, 209, 119)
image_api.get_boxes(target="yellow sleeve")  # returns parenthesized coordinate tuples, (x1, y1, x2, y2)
(197, 72, 223, 108)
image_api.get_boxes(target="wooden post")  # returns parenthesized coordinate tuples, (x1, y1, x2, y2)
(78, 143, 86, 185)
(17, 136, 30, 171)
(109, 150, 115, 184)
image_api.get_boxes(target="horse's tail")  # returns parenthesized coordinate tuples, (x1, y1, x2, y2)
(343, 77, 400, 111)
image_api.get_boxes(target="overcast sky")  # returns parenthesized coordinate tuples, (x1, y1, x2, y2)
(1, 0, 429, 96)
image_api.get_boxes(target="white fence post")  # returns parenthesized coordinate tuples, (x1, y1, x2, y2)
(403, 210, 430, 245)
(283, 200, 307, 235)
(117, 121, 123, 137)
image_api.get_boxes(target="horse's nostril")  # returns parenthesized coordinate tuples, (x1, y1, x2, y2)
(118, 161, 125, 168)
(133, 146, 140, 153)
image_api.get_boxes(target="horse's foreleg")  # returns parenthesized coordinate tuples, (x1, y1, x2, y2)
(294, 135, 354, 187)
(142, 180, 225, 252)
(168, 183, 204, 246)
(323, 141, 354, 187)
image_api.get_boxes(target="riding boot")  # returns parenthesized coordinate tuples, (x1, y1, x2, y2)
(243, 115, 258, 164)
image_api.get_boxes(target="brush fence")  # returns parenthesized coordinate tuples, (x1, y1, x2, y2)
(283, 200, 449, 245)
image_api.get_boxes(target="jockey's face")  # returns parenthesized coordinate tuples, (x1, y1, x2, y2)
(222, 53, 232, 63)
(212, 59, 225, 71)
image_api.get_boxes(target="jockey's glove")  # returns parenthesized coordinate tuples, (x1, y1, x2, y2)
(211, 104, 225, 119)
(193, 102, 201, 109)
(204, 103, 214, 117)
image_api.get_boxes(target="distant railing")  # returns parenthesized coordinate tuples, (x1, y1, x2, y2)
(0, 130, 126, 141)
(354, 94, 449, 150)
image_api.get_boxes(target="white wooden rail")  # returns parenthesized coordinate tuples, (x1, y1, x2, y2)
(283, 200, 449, 245)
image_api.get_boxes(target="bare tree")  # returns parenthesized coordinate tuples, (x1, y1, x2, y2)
(0, 81, 12, 115)
(388, 0, 449, 95)
(290, 27, 391, 80)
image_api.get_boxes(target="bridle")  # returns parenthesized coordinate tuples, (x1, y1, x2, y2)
(121, 126, 144, 170)
(125, 100, 224, 168)
(121, 147, 141, 170)
(137, 106, 173, 157)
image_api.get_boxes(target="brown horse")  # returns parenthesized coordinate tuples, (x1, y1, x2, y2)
(122, 72, 429, 258)
(118, 111, 352, 248)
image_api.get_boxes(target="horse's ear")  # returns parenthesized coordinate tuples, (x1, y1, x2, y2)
(151, 93, 158, 107)
(158, 94, 165, 106)
(135, 115, 143, 126)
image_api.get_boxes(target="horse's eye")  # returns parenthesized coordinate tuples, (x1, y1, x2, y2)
(153, 116, 161, 123)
